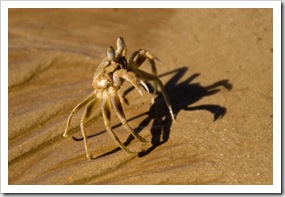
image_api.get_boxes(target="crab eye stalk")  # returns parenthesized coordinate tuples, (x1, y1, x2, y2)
(116, 37, 125, 52)
(107, 46, 115, 60)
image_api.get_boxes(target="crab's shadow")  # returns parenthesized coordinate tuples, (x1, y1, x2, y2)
(90, 66, 233, 159)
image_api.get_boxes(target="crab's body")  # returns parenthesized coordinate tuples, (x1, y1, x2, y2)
(63, 37, 174, 159)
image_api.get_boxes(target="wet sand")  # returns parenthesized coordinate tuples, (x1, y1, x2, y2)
(8, 8, 273, 185)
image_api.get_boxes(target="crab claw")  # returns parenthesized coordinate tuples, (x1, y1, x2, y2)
(128, 78, 143, 95)
(129, 79, 143, 96)
(113, 69, 143, 95)
(140, 80, 149, 93)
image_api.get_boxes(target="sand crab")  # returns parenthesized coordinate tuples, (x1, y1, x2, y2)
(63, 37, 175, 159)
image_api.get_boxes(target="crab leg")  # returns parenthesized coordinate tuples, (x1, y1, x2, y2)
(133, 69, 175, 121)
(129, 49, 159, 103)
(101, 97, 136, 154)
(145, 51, 159, 101)
(79, 99, 98, 159)
(63, 93, 96, 138)
(110, 90, 147, 143)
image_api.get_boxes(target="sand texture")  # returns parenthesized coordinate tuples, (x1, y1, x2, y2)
(8, 8, 273, 185)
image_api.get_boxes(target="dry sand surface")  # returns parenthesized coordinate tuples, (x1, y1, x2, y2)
(8, 8, 273, 185)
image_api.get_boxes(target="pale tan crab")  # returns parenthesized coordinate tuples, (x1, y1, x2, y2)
(63, 37, 175, 159)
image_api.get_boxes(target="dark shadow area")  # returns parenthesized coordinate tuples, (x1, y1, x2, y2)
(132, 66, 232, 157)
(73, 66, 233, 159)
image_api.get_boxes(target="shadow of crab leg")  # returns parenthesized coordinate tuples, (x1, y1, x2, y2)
(63, 93, 96, 138)
(110, 91, 147, 143)
(101, 97, 136, 154)
(134, 69, 175, 121)
(79, 99, 99, 159)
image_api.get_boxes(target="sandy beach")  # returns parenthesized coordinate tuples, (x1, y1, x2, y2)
(8, 8, 273, 185)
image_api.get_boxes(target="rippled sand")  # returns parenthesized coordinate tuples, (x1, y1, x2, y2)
(8, 8, 272, 185)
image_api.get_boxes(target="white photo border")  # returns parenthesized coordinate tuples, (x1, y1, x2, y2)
(1, 0, 281, 194)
